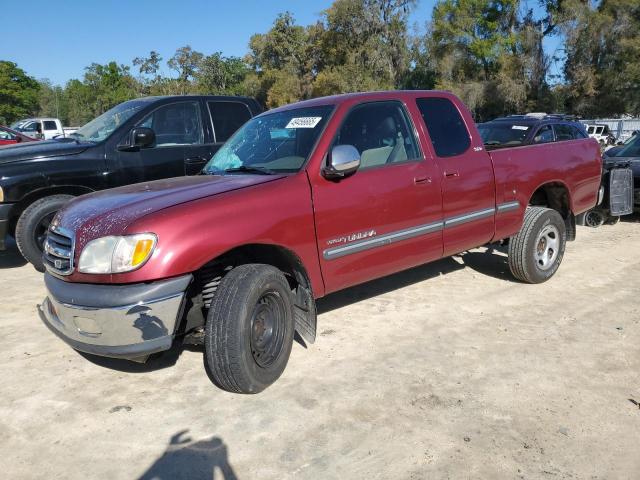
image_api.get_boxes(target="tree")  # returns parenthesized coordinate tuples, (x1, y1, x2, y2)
(167, 45, 204, 94)
(562, 0, 640, 116)
(0, 61, 40, 124)
(195, 53, 250, 95)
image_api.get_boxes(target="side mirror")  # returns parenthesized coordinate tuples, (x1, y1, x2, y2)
(15, 137, 22, 143)
(118, 127, 155, 151)
(322, 145, 361, 180)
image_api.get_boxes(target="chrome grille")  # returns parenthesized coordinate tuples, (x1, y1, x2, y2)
(43, 226, 75, 275)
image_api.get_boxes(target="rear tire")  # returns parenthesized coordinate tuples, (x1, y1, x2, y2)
(15, 195, 73, 272)
(508, 207, 566, 284)
(204, 264, 295, 393)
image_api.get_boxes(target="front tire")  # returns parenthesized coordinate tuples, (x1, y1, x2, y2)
(204, 264, 295, 393)
(508, 207, 566, 283)
(15, 195, 73, 272)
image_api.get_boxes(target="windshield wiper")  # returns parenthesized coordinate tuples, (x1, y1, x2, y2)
(223, 165, 276, 175)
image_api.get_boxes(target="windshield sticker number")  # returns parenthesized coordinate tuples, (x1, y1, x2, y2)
(512, 125, 529, 130)
(286, 117, 322, 129)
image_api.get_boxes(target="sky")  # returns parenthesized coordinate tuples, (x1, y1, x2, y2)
(2, 0, 561, 86)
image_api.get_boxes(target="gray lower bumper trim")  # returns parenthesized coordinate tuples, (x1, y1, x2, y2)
(38, 304, 172, 359)
(44, 273, 193, 308)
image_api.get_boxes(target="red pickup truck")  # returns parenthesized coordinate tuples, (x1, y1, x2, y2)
(39, 91, 602, 393)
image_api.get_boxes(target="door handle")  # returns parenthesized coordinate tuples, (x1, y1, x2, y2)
(414, 176, 432, 185)
(444, 170, 460, 178)
(185, 156, 208, 163)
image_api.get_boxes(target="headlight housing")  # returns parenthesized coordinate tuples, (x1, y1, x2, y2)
(78, 233, 157, 274)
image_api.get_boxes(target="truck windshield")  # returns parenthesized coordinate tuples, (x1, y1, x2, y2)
(71, 100, 149, 143)
(478, 123, 530, 148)
(203, 105, 334, 175)
(613, 134, 640, 157)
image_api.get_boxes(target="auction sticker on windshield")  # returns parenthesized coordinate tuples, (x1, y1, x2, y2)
(512, 125, 529, 130)
(286, 117, 323, 129)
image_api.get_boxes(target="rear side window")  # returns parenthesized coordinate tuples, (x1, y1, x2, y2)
(554, 124, 577, 141)
(572, 126, 588, 138)
(416, 97, 470, 157)
(209, 101, 252, 142)
(533, 125, 554, 144)
(43, 121, 57, 131)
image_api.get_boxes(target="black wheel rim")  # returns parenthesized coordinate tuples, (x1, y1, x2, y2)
(250, 290, 286, 368)
(35, 212, 56, 252)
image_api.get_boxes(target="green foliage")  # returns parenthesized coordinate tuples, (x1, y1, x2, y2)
(0, 61, 40, 124)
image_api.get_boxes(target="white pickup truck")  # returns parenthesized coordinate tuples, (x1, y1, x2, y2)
(10, 118, 78, 140)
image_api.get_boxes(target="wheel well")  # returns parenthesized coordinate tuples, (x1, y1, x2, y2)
(7, 186, 93, 236)
(528, 182, 576, 241)
(183, 244, 317, 343)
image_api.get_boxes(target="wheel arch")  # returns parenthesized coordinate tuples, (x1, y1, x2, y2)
(8, 185, 94, 236)
(527, 181, 576, 241)
(187, 242, 317, 344)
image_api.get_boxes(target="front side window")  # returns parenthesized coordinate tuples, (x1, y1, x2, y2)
(209, 101, 252, 143)
(203, 105, 334, 174)
(533, 125, 554, 144)
(333, 102, 420, 170)
(73, 99, 148, 143)
(21, 121, 39, 133)
(43, 121, 57, 131)
(416, 97, 470, 157)
(0, 129, 16, 140)
(139, 102, 203, 147)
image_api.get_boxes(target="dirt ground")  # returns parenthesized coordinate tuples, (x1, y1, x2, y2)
(0, 216, 639, 480)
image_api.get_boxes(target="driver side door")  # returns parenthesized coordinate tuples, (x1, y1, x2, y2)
(113, 101, 204, 185)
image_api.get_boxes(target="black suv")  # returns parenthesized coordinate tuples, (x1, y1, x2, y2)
(478, 114, 589, 149)
(0, 95, 261, 270)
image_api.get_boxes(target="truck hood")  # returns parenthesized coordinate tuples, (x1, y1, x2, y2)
(53, 174, 286, 246)
(0, 139, 91, 165)
(603, 156, 640, 177)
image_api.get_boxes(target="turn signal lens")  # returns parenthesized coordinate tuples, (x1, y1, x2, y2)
(132, 239, 155, 267)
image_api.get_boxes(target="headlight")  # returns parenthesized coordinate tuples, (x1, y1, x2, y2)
(78, 233, 157, 274)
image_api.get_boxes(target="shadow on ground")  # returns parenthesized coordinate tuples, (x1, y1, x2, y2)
(621, 211, 640, 223)
(79, 247, 514, 373)
(317, 245, 514, 314)
(137, 430, 237, 480)
(0, 237, 27, 269)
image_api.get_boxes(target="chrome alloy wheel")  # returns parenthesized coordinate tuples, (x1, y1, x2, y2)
(534, 224, 559, 270)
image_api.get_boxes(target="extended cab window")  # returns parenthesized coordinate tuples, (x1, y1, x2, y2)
(203, 105, 333, 174)
(43, 121, 57, 131)
(334, 102, 420, 170)
(417, 97, 470, 157)
(209, 101, 252, 143)
(139, 102, 203, 147)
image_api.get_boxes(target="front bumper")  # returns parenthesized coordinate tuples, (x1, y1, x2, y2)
(39, 273, 193, 360)
(0, 204, 14, 251)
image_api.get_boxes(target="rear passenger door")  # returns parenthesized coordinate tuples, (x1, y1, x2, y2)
(416, 97, 496, 257)
(312, 101, 444, 293)
(184, 100, 254, 175)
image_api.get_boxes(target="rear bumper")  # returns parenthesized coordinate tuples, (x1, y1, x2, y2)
(0, 204, 14, 251)
(39, 273, 192, 360)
